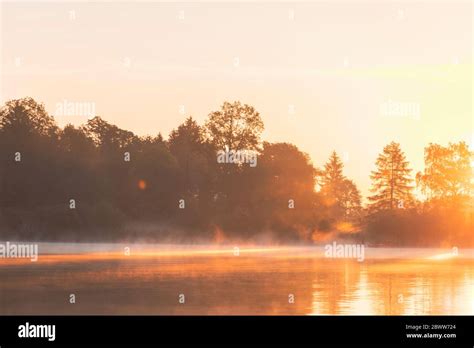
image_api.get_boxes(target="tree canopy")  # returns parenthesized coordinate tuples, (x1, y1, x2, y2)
(0, 98, 472, 247)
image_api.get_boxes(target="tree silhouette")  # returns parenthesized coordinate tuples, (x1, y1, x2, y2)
(0, 97, 471, 246)
(416, 142, 473, 200)
(244, 142, 322, 241)
(205, 101, 264, 151)
(320, 151, 361, 219)
(368, 142, 413, 212)
(168, 117, 216, 228)
(0, 98, 59, 211)
(169, 117, 214, 195)
(339, 179, 362, 219)
(0, 97, 57, 137)
(321, 151, 344, 191)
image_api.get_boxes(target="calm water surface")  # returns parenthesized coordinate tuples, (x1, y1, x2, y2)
(1, 243, 473, 315)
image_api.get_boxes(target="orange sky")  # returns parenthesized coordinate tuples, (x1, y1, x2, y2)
(1, 1, 472, 198)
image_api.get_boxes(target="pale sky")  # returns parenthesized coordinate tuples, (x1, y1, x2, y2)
(1, 1, 472, 198)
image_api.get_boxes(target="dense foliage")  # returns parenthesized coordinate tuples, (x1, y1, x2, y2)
(0, 98, 472, 246)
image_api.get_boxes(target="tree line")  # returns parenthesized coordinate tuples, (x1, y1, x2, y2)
(0, 97, 472, 246)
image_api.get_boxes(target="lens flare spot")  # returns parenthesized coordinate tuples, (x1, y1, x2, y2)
(138, 180, 147, 190)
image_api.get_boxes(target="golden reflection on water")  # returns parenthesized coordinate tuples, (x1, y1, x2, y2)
(310, 259, 474, 315)
(0, 247, 473, 315)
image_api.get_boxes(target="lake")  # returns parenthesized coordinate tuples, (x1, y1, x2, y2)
(0, 243, 473, 315)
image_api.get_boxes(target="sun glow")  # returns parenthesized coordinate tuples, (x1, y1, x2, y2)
(428, 253, 457, 260)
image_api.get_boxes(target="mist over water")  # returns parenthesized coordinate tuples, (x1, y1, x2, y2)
(0, 243, 473, 315)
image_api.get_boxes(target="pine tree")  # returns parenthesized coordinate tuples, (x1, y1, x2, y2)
(321, 151, 361, 219)
(368, 142, 413, 212)
(322, 151, 345, 190)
